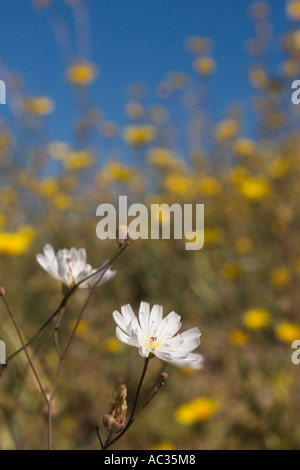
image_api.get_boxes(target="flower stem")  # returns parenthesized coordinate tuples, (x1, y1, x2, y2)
(103, 356, 150, 450)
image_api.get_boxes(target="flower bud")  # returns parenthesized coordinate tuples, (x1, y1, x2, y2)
(103, 384, 127, 434)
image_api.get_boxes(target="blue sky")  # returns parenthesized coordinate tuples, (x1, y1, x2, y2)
(0, 0, 290, 150)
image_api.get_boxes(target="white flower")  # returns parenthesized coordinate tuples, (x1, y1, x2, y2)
(36, 244, 116, 288)
(113, 302, 203, 370)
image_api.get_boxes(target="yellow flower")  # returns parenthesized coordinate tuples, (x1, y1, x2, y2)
(0, 226, 35, 256)
(175, 398, 219, 425)
(239, 177, 270, 202)
(233, 138, 255, 157)
(234, 237, 252, 255)
(229, 166, 248, 186)
(69, 319, 89, 337)
(242, 309, 271, 331)
(64, 150, 94, 171)
(270, 267, 291, 289)
(0, 131, 12, 158)
(0, 214, 6, 230)
(21, 96, 54, 116)
(125, 101, 143, 120)
(67, 62, 97, 86)
(268, 158, 289, 180)
(193, 56, 216, 77)
(53, 193, 73, 211)
(221, 264, 243, 280)
(275, 323, 300, 344)
(287, 0, 300, 20)
(281, 59, 299, 77)
(204, 227, 223, 246)
(152, 441, 175, 451)
(123, 125, 156, 147)
(148, 148, 181, 170)
(196, 176, 221, 196)
(215, 119, 238, 141)
(103, 337, 124, 354)
(39, 178, 59, 198)
(228, 329, 250, 347)
(102, 162, 135, 182)
(47, 141, 70, 161)
(164, 173, 192, 196)
(248, 67, 268, 89)
(187, 36, 211, 54)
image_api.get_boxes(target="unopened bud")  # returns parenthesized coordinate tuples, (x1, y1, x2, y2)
(0, 286, 5, 297)
(103, 384, 127, 434)
(160, 372, 168, 382)
(103, 413, 126, 434)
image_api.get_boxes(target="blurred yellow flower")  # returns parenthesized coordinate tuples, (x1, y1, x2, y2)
(287, 0, 300, 20)
(0, 226, 35, 256)
(69, 319, 90, 337)
(228, 329, 250, 347)
(47, 141, 70, 161)
(67, 62, 97, 86)
(239, 177, 270, 202)
(175, 397, 219, 425)
(53, 193, 73, 211)
(275, 323, 300, 344)
(281, 59, 299, 77)
(102, 162, 135, 182)
(221, 264, 243, 280)
(193, 56, 216, 77)
(215, 119, 238, 141)
(187, 36, 212, 54)
(0, 187, 15, 206)
(234, 237, 252, 255)
(168, 72, 187, 91)
(123, 125, 156, 147)
(196, 176, 221, 196)
(270, 267, 291, 289)
(152, 441, 175, 451)
(204, 227, 223, 246)
(229, 166, 248, 186)
(268, 158, 289, 180)
(125, 101, 143, 120)
(148, 148, 181, 170)
(103, 337, 124, 354)
(233, 138, 255, 157)
(164, 173, 192, 196)
(0, 131, 12, 159)
(0, 214, 6, 230)
(21, 96, 54, 116)
(242, 309, 271, 330)
(39, 178, 59, 197)
(248, 67, 268, 89)
(64, 150, 94, 171)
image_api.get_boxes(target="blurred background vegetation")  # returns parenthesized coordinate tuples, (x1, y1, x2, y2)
(1, 0, 300, 450)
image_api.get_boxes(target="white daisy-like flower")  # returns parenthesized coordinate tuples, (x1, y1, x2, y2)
(36, 243, 116, 288)
(113, 302, 203, 370)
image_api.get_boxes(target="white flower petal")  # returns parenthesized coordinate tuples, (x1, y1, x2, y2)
(138, 301, 150, 331)
(115, 327, 135, 346)
(113, 310, 131, 333)
(149, 304, 163, 328)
